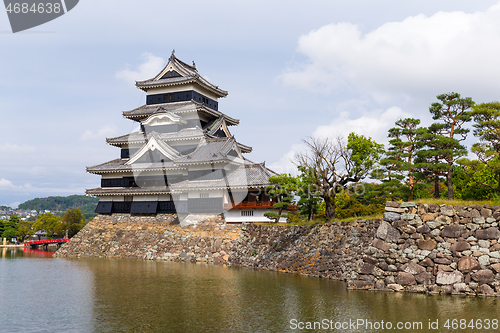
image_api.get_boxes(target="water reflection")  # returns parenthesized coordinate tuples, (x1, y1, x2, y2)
(1, 251, 499, 332)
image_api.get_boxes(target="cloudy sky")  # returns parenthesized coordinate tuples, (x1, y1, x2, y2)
(1, 0, 500, 208)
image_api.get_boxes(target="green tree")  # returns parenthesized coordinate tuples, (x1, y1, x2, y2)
(296, 166, 322, 221)
(16, 219, 34, 242)
(33, 213, 61, 238)
(295, 133, 383, 222)
(61, 208, 87, 237)
(458, 102, 500, 195)
(264, 174, 297, 223)
(427, 92, 474, 199)
(2, 215, 19, 240)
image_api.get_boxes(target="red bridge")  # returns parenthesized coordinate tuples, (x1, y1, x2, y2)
(24, 239, 69, 249)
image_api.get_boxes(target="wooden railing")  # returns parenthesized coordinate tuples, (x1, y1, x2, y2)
(223, 201, 298, 211)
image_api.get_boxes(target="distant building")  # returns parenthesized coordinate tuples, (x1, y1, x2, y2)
(87, 51, 293, 222)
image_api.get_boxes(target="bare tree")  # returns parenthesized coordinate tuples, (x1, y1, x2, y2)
(295, 133, 383, 222)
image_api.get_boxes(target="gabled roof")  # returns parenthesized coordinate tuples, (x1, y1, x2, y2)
(86, 158, 182, 174)
(135, 51, 228, 98)
(174, 137, 244, 165)
(126, 135, 182, 165)
(122, 101, 239, 125)
(107, 127, 205, 146)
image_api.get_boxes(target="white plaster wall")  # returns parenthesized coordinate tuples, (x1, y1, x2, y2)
(224, 209, 287, 223)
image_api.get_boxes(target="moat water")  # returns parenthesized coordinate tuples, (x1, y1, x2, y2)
(1, 248, 500, 332)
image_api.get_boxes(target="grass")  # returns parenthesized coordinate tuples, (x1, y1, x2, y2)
(256, 213, 384, 226)
(414, 198, 500, 206)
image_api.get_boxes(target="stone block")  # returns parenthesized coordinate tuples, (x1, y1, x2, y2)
(473, 217, 485, 224)
(441, 225, 466, 238)
(453, 282, 468, 292)
(385, 201, 400, 208)
(441, 206, 455, 217)
(476, 227, 500, 240)
(383, 212, 401, 223)
(428, 204, 440, 213)
(401, 213, 417, 221)
(490, 263, 500, 273)
(436, 270, 463, 285)
(479, 255, 491, 267)
(434, 257, 452, 265)
(478, 284, 495, 295)
(481, 208, 493, 218)
(387, 283, 404, 291)
(458, 256, 481, 273)
(416, 224, 431, 234)
(376, 221, 400, 242)
(417, 239, 437, 251)
(420, 257, 434, 267)
(426, 221, 441, 229)
(401, 261, 426, 275)
(415, 272, 435, 285)
(450, 241, 470, 252)
(348, 280, 374, 290)
(362, 255, 378, 265)
(396, 271, 416, 286)
(422, 213, 439, 222)
(359, 263, 375, 275)
(372, 238, 391, 251)
(400, 202, 417, 208)
(478, 240, 491, 248)
(472, 269, 494, 284)
(385, 207, 407, 213)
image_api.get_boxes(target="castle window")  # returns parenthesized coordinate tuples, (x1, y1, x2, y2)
(241, 210, 253, 217)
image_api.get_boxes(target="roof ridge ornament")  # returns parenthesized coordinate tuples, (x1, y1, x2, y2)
(192, 60, 196, 69)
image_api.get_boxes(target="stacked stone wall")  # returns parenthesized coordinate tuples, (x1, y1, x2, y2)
(347, 202, 500, 296)
(54, 214, 240, 264)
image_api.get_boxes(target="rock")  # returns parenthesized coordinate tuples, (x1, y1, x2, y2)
(400, 202, 417, 208)
(428, 204, 440, 213)
(478, 284, 495, 295)
(481, 208, 493, 218)
(476, 227, 500, 240)
(402, 261, 426, 275)
(396, 272, 416, 286)
(434, 258, 452, 265)
(374, 280, 385, 290)
(363, 255, 378, 265)
(473, 217, 485, 224)
(402, 214, 417, 221)
(385, 276, 395, 284)
(387, 283, 404, 291)
(348, 280, 374, 290)
(491, 263, 500, 273)
(416, 225, 431, 234)
(478, 240, 491, 248)
(385, 207, 407, 213)
(415, 272, 435, 285)
(450, 241, 470, 252)
(426, 221, 441, 229)
(359, 263, 375, 275)
(420, 257, 434, 267)
(441, 206, 455, 217)
(385, 201, 400, 208)
(472, 269, 494, 284)
(453, 283, 468, 292)
(479, 255, 491, 267)
(417, 239, 437, 251)
(422, 213, 439, 222)
(441, 225, 466, 238)
(383, 212, 402, 223)
(458, 256, 481, 273)
(372, 238, 391, 251)
(436, 270, 463, 285)
(376, 221, 400, 242)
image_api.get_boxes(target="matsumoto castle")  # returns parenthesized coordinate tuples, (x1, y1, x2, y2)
(87, 51, 291, 223)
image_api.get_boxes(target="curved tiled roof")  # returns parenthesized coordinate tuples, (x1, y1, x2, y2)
(135, 53, 228, 98)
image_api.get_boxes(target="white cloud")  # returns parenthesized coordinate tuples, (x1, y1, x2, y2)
(268, 143, 306, 175)
(281, 3, 500, 102)
(116, 52, 165, 84)
(0, 178, 15, 188)
(8, 202, 20, 209)
(80, 125, 117, 141)
(313, 106, 411, 145)
(0, 143, 36, 154)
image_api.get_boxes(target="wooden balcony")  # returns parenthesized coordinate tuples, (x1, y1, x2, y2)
(223, 201, 298, 211)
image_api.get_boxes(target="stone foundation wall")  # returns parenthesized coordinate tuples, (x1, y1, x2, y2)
(347, 202, 500, 296)
(55, 203, 500, 297)
(54, 214, 240, 264)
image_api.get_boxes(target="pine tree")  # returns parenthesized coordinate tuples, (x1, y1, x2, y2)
(425, 92, 473, 200)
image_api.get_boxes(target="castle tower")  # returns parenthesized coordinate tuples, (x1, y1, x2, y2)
(87, 51, 290, 222)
